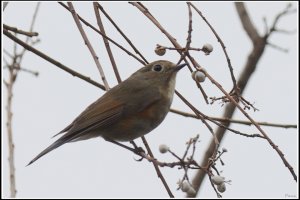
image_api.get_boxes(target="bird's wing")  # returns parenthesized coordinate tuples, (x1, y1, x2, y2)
(52, 94, 124, 138)
(66, 97, 124, 137)
(27, 97, 124, 166)
(28, 79, 162, 165)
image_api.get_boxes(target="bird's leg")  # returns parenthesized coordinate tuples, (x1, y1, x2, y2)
(129, 140, 147, 161)
(130, 140, 146, 154)
(105, 139, 136, 152)
(105, 139, 145, 160)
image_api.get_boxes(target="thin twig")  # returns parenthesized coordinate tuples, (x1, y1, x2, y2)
(141, 137, 174, 197)
(203, 68, 297, 181)
(18, 2, 41, 61)
(3, 24, 39, 37)
(267, 42, 289, 53)
(188, 2, 238, 93)
(4, 3, 41, 197)
(6, 65, 39, 76)
(107, 139, 202, 169)
(267, 5, 296, 37)
(3, 29, 106, 90)
(97, 2, 148, 64)
(93, 3, 122, 83)
(175, 90, 220, 159)
(67, 2, 110, 90)
(177, 3, 193, 65)
(58, 2, 146, 65)
(170, 109, 297, 129)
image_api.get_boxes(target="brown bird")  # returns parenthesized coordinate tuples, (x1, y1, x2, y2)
(28, 60, 186, 165)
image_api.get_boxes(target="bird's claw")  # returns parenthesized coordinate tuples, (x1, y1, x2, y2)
(133, 147, 146, 161)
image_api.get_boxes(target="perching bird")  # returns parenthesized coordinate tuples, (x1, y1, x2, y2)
(28, 60, 186, 165)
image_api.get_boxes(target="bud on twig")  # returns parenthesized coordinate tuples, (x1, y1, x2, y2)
(155, 44, 166, 56)
(202, 43, 213, 55)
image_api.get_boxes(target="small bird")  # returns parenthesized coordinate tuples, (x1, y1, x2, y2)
(28, 60, 186, 165)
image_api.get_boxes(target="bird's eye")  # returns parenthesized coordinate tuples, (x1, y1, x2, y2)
(153, 64, 163, 72)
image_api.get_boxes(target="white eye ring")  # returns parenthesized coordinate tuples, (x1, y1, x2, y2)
(153, 64, 163, 72)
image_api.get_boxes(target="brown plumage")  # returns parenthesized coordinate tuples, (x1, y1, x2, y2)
(28, 60, 186, 165)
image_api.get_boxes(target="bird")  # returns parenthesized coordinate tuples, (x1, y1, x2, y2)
(27, 60, 186, 165)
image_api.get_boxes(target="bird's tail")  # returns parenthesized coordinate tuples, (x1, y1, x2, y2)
(27, 133, 75, 166)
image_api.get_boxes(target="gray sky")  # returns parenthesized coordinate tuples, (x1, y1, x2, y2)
(2, 1, 298, 198)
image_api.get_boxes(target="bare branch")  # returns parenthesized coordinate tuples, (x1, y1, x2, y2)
(3, 24, 39, 37)
(175, 90, 220, 156)
(97, 2, 149, 64)
(6, 76, 17, 197)
(58, 2, 146, 65)
(192, 3, 297, 194)
(170, 109, 297, 129)
(67, 2, 110, 90)
(267, 42, 289, 53)
(267, 5, 296, 37)
(177, 3, 193, 65)
(3, 29, 106, 90)
(189, 2, 239, 93)
(93, 3, 122, 83)
(202, 67, 297, 181)
(17, 2, 40, 64)
(235, 2, 261, 42)
(141, 137, 174, 197)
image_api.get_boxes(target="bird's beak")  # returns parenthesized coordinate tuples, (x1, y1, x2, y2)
(174, 63, 187, 72)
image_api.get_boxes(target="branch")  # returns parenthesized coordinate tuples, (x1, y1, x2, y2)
(192, 3, 297, 195)
(188, 2, 238, 93)
(177, 3, 192, 65)
(4, 3, 42, 197)
(201, 66, 297, 181)
(3, 29, 106, 90)
(18, 2, 41, 62)
(175, 90, 220, 158)
(96, 2, 149, 64)
(170, 109, 297, 129)
(93, 2, 122, 83)
(3, 24, 39, 37)
(141, 137, 174, 197)
(267, 42, 289, 53)
(58, 2, 146, 65)
(6, 73, 17, 197)
(267, 4, 296, 37)
(67, 2, 110, 90)
(235, 2, 260, 42)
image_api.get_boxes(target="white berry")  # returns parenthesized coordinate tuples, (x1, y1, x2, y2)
(211, 175, 225, 185)
(181, 181, 190, 192)
(159, 144, 169, 153)
(155, 45, 166, 56)
(202, 43, 213, 55)
(192, 71, 206, 82)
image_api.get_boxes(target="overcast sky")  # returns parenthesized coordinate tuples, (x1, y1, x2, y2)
(2, 2, 298, 198)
